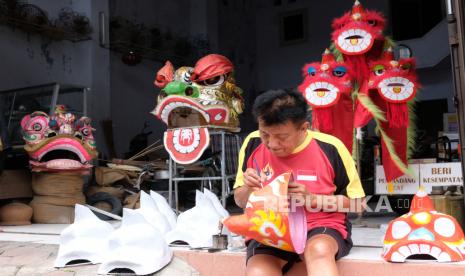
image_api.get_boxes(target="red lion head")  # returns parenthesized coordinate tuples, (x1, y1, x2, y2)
(298, 49, 354, 109)
(331, 0, 386, 56)
(297, 49, 356, 152)
(368, 49, 418, 104)
(367, 48, 419, 128)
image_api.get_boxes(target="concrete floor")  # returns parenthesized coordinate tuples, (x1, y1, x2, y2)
(2, 214, 465, 275)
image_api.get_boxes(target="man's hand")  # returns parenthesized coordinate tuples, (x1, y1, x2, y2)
(288, 181, 316, 208)
(234, 168, 266, 208)
(243, 168, 266, 191)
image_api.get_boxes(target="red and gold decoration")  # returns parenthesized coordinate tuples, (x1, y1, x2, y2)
(383, 189, 465, 262)
(153, 54, 244, 164)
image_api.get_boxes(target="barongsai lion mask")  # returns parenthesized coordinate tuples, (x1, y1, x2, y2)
(298, 49, 356, 153)
(21, 105, 97, 174)
(152, 54, 244, 164)
(383, 189, 465, 262)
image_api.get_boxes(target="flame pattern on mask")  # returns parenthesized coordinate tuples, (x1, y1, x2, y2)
(223, 172, 307, 253)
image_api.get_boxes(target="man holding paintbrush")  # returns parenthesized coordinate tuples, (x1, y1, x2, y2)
(233, 90, 365, 276)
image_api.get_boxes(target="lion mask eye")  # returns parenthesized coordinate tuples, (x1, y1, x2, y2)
(373, 64, 385, 76)
(333, 66, 347, 77)
(307, 66, 317, 76)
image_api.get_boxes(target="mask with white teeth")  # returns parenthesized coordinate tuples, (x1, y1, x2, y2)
(331, 0, 387, 84)
(331, 0, 385, 57)
(297, 48, 356, 153)
(152, 54, 244, 164)
(358, 48, 419, 182)
(383, 189, 465, 263)
(21, 105, 97, 174)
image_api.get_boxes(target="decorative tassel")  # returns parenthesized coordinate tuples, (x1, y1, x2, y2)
(313, 108, 333, 132)
(387, 103, 409, 128)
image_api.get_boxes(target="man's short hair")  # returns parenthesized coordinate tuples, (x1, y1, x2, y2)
(252, 89, 309, 126)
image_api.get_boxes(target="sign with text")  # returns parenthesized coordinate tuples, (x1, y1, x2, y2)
(375, 164, 420, 195)
(420, 162, 463, 193)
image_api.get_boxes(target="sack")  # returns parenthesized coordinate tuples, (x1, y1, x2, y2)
(30, 201, 75, 224)
(95, 167, 138, 186)
(31, 195, 85, 207)
(32, 173, 84, 197)
(123, 192, 140, 209)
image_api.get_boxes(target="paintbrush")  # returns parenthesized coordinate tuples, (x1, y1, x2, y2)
(253, 157, 264, 188)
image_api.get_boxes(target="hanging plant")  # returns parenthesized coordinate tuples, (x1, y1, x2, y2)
(55, 7, 91, 36)
(19, 4, 48, 26)
(72, 13, 91, 36)
(1, 0, 25, 17)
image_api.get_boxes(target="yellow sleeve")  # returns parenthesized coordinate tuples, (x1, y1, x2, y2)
(312, 131, 365, 199)
(335, 139, 365, 199)
(233, 130, 260, 189)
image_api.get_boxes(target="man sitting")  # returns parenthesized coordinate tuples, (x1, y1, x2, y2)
(234, 90, 365, 276)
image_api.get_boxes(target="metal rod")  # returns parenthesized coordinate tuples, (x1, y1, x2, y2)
(446, 0, 453, 15)
(448, 0, 465, 207)
(99, 11, 106, 46)
(165, 131, 241, 210)
(50, 83, 60, 115)
(83, 87, 88, 116)
(128, 139, 161, 160)
(85, 204, 122, 220)
(168, 156, 173, 207)
(221, 131, 227, 207)
(7, 92, 16, 130)
(172, 176, 224, 181)
(174, 161, 179, 211)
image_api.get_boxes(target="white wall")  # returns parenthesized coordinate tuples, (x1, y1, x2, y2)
(109, 0, 215, 156)
(254, 0, 390, 91)
(0, 0, 111, 157)
(0, 1, 92, 90)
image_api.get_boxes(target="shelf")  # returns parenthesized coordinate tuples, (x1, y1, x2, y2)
(0, 16, 91, 42)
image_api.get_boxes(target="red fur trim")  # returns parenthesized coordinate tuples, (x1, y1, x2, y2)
(345, 55, 370, 85)
(313, 108, 333, 132)
(387, 103, 409, 128)
(331, 10, 386, 43)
